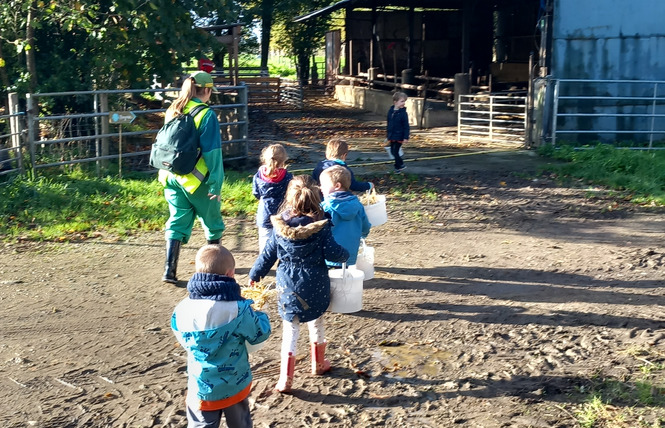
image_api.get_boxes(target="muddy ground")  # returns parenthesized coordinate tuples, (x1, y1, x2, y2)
(1, 91, 665, 427)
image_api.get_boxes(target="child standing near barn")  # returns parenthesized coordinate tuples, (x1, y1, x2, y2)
(386, 91, 409, 173)
(252, 144, 293, 253)
(319, 165, 371, 268)
(171, 244, 271, 428)
(248, 175, 349, 393)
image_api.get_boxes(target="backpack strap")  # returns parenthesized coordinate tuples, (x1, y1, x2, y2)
(188, 103, 208, 119)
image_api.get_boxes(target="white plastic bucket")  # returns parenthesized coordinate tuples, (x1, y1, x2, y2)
(355, 239, 374, 280)
(384, 146, 404, 159)
(364, 194, 387, 227)
(328, 264, 364, 313)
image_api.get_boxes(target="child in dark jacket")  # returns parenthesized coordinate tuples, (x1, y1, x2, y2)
(386, 91, 410, 173)
(249, 175, 349, 393)
(171, 244, 271, 428)
(312, 138, 374, 192)
(320, 165, 371, 267)
(252, 144, 293, 252)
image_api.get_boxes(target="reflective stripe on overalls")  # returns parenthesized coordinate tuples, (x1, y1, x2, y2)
(158, 101, 209, 193)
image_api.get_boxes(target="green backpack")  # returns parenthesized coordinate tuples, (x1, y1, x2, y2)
(149, 104, 208, 175)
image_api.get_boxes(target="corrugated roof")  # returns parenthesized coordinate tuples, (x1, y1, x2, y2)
(293, 0, 463, 23)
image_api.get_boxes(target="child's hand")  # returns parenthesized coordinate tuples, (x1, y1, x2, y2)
(402, 139, 408, 145)
(248, 279, 257, 287)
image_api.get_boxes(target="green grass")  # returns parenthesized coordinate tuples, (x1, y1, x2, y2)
(571, 346, 665, 427)
(538, 144, 665, 205)
(0, 170, 257, 242)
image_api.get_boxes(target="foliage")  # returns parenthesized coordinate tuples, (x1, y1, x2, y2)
(0, 0, 252, 97)
(270, 0, 333, 84)
(0, 169, 257, 241)
(537, 144, 665, 205)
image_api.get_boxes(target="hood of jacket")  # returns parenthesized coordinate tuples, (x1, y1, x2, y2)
(271, 215, 328, 240)
(322, 191, 364, 221)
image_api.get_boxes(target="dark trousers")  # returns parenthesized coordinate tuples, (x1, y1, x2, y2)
(187, 398, 252, 428)
(390, 141, 404, 170)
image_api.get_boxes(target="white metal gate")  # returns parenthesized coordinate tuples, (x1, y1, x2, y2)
(458, 94, 527, 144)
(551, 79, 665, 148)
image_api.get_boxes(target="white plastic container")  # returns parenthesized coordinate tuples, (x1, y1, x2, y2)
(355, 239, 374, 280)
(328, 264, 365, 313)
(364, 194, 387, 227)
(245, 340, 266, 353)
(384, 146, 404, 159)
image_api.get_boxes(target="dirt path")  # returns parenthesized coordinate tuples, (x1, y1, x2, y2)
(1, 93, 664, 427)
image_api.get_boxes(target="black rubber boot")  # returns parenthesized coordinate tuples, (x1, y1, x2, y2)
(207, 238, 220, 245)
(162, 239, 181, 284)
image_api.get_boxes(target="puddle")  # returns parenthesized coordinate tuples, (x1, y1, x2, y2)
(371, 343, 452, 377)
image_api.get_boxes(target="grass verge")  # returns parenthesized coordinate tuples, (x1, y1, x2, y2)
(0, 170, 257, 242)
(538, 144, 665, 206)
(571, 346, 665, 428)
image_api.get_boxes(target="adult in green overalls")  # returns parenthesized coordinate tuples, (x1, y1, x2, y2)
(159, 71, 225, 284)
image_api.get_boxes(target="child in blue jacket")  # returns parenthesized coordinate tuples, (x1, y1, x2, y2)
(312, 138, 374, 192)
(252, 144, 293, 253)
(172, 244, 271, 428)
(320, 165, 371, 267)
(249, 175, 348, 393)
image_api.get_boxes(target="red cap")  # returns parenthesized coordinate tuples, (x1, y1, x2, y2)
(198, 58, 215, 73)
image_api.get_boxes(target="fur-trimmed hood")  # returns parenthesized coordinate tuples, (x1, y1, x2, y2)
(270, 215, 328, 240)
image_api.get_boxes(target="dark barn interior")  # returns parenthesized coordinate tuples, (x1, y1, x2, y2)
(299, 0, 547, 92)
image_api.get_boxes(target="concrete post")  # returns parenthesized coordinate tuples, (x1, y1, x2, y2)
(454, 73, 470, 112)
(8, 92, 24, 174)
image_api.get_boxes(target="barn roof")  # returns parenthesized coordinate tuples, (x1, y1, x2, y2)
(293, 0, 465, 23)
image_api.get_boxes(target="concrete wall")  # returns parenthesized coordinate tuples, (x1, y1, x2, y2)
(553, 0, 665, 80)
(334, 85, 457, 129)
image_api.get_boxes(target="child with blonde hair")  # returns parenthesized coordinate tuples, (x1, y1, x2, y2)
(386, 91, 409, 173)
(320, 165, 371, 267)
(248, 175, 349, 393)
(172, 244, 271, 428)
(312, 138, 374, 192)
(252, 144, 293, 252)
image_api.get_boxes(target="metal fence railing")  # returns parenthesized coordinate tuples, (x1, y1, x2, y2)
(8, 85, 248, 179)
(0, 107, 25, 177)
(279, 78, 304, 110)
(457, 93, 527, 144)
(551, 79, 665, 148)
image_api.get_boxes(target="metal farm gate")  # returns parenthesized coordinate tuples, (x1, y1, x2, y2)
(550, 79, 665, 148)
(1, 85, 248, 179)
(457, 93, 527, 145)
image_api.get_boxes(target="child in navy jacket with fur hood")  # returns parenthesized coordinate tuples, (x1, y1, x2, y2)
(249, 175, 348, 393)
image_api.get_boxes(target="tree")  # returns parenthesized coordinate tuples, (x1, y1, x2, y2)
(0, 0, 243, 96)
(271, 0, 332, 85)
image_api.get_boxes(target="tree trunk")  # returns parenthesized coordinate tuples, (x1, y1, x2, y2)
(260, 0, 274, 69)
(26, 3, 38, 93)
(297, 52, 310, 86)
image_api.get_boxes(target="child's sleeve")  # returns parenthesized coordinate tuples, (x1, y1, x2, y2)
(322, 222, 349, 263)
(236, 303, 272, 346)
(403, 109, 410, 140)
(361, 209, 371, 238)
(252, 173, 260, 199)
(348, 167, 372, 192)
(249, 231, 278, 281)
